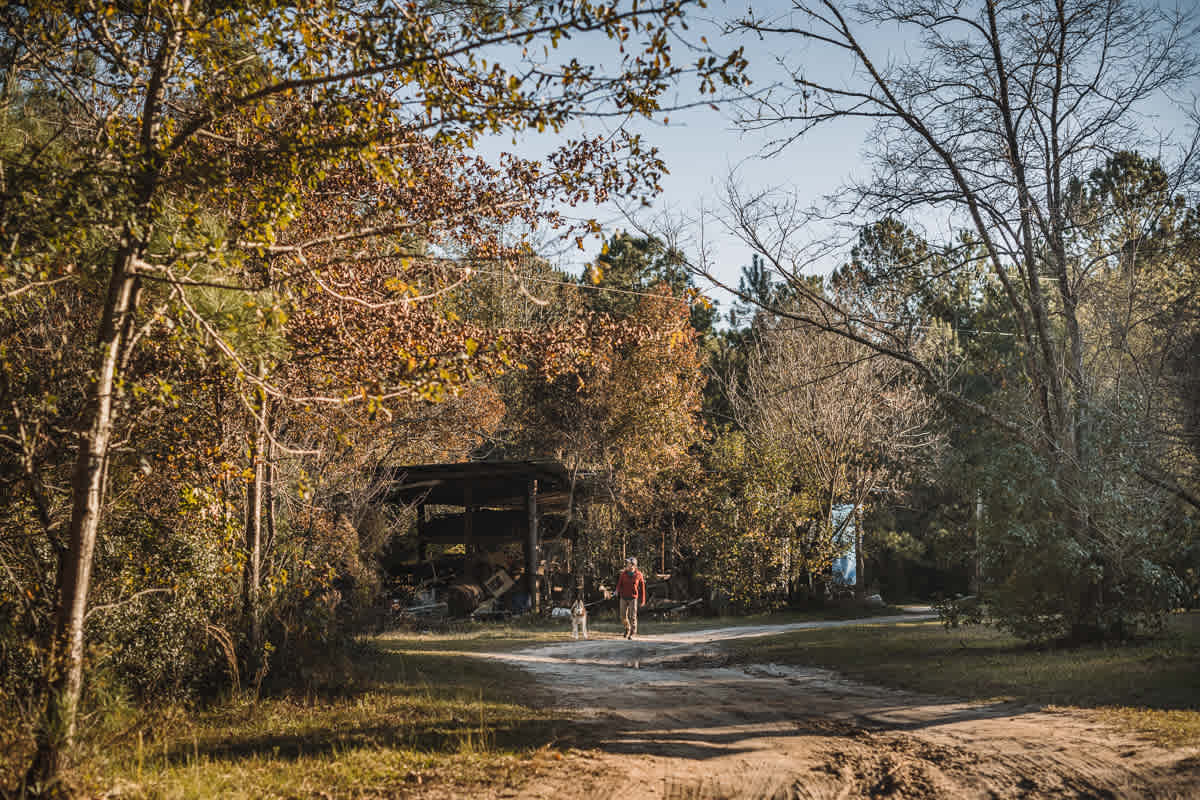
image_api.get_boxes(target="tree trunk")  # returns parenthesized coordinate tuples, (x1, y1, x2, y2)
(525, 479, 539, 613)
(668, 512, 676, 575)
(970, 489, 982, 596)
(854, 504, 865, 598)
(28, 254, 138, 789)
(242, 392, 268, 664)
(263, 426, 276, 577)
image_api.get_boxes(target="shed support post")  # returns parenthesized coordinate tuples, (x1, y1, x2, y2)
(464, 486, 474, 557)
(525, 479, 539, 613)
(417, 504, 428, 563)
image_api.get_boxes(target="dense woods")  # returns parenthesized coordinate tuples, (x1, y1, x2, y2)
(1, 0, 1197, 794)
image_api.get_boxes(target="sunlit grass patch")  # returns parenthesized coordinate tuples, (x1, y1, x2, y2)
(643, 604, 909, 633)
(377, 604, 909, 653)
(1089, 707, 1200, 748)
(720, 611, 1200, 745)
(69, 646, 573, 798)
(376, 617, 614, 653)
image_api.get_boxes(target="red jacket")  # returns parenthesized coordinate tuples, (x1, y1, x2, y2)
(615, 568, 646, 604)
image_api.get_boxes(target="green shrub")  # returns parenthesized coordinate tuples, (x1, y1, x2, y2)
(933, 594, 986, 629)
(978, 433, 1186, 642)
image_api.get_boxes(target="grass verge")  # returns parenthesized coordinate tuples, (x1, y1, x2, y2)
(45, 643, 576, 799)
(719, 611, 1200, 746)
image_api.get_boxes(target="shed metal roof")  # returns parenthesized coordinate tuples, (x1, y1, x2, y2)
(376, 460, 597, 512)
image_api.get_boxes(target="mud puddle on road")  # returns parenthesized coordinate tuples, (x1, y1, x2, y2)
(473, 618, 1200, 799)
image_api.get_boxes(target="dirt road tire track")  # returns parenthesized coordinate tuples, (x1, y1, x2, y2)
(475, 616, 1200, 799)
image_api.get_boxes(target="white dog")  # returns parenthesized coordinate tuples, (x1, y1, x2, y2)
(570, 597, 588, 640)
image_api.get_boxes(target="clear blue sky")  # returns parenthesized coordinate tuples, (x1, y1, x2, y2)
(480, 0, 1197, 311)
(472, 0, 915, 309)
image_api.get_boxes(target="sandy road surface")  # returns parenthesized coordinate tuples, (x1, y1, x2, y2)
(477, 614, 1200, 799)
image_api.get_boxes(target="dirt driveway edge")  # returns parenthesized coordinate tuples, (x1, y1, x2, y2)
(470, 614, 1200, 799)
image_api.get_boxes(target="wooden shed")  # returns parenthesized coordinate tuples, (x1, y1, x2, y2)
(377, 460, 592, 613)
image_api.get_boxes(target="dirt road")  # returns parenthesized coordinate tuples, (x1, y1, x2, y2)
(482, 615, 1200, 799)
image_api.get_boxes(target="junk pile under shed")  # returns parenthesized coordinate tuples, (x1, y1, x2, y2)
(379, 460, 594, 620)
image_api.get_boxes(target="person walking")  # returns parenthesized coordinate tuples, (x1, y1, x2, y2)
(615, 556, 646, 639)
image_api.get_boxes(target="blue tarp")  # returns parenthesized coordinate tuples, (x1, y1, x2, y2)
(831, 503, 856, 586)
